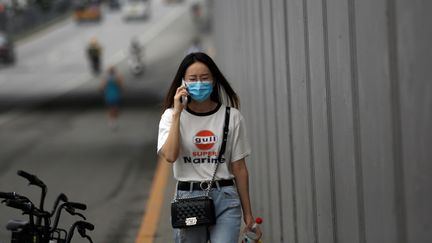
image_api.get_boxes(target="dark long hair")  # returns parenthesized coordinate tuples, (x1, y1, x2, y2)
(161, 52, 240, 111)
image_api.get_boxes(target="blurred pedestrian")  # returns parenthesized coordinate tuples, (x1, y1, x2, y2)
(190, 2, 201, 26)
(130, 36, 144, 60)
(157, 52, 262, 242)
(87, 37, 102, 75)
(100, 66, 124, 130)
(185, 37, 205, 55)
(128, 37, 145, 75)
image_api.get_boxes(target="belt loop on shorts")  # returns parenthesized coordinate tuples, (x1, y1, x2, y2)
(189, 182, 193, 192)
(215, 180, 221, 191)
(173, 181, 179, 201)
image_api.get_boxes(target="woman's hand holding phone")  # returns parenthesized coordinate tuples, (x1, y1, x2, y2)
(180, 94, 188, 106)
(173, 81, 189, 114)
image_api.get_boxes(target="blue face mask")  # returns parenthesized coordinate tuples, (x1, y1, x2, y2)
(185, 80, 213, 102)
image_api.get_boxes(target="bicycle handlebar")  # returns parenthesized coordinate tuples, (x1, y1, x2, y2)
(67, 202, 87, 211)
(77, 221, 94, 231)
(0, 192, 17, 200)
(0, 192, 28, 201)
(66, 207, 87, 220)
(78, 221, 94, 243)
(51, 193, 68, 216)
(5, 199, 33, 212)
(4, 199, 50, 219)
(17, 170, 47, 214)
(17, 170, 46, 189)
(51, 201, 88, 233)
(66, 220, 94, 243)
(2, 171, 94, 242)
(58, 193, 68, 203)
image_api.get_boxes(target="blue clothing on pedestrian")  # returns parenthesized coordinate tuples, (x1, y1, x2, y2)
(104, 75, 121, 106)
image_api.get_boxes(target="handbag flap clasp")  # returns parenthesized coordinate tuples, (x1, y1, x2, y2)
(185, 217, 197, 226)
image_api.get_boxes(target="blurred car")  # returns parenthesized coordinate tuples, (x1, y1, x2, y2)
(74, 0, 102, 22)
(0, 32, 15, 64)
(163, 0, 184, 3)
(108, 0, 121, 10)
(53, 0, 72, 13)
(122, 0, 151, 20)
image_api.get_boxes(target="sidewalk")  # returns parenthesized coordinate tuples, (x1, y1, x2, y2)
(153, 166, 176, 243)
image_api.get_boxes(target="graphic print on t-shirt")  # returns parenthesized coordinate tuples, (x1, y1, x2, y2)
(193, 130, 217, 150)
(183, 129, 224, 164)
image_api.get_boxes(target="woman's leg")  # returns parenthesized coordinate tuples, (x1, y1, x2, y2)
(173, 189, 210, 243)
(174, 226, 208, 243)
(209, 186, 242, 243)
(109, 106, 119, 120)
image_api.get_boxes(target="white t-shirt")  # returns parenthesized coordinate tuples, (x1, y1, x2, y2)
(157, 104, 251, 181)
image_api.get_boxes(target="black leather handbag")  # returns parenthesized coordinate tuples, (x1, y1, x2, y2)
(171, 107, 230, 229)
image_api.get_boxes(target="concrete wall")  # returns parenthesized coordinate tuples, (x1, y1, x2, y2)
(212, 0, 432, 242)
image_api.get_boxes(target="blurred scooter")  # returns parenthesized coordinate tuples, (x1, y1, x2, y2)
(128, 38, 144, 76)
(128, 54, 144, 75)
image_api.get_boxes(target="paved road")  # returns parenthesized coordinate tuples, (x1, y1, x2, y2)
(0, 1, 200, 242)
(0, 0, 189, 112)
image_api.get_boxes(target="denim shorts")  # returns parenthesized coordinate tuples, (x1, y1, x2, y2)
(173, 185, 242, 243)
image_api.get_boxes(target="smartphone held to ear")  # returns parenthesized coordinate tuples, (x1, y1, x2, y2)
(180, 95, 188, 106)
(181, 80, 191, 106)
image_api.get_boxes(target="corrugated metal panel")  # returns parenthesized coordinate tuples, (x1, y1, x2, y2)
(306, 0, 336, 242)
(285, 0, 316, 242)
(326, 0, 362, 240)
(272, 0, 296, 242)
(354, 0, 399, 242)
(396, 1, 432, 242)
(211, 0, 432, 242)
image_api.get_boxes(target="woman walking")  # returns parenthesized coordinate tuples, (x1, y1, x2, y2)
(100, 66, 123, 130)
(157, 52, 262, 242)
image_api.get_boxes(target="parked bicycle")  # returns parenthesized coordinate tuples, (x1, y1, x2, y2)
(0, 170, 94, 243)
